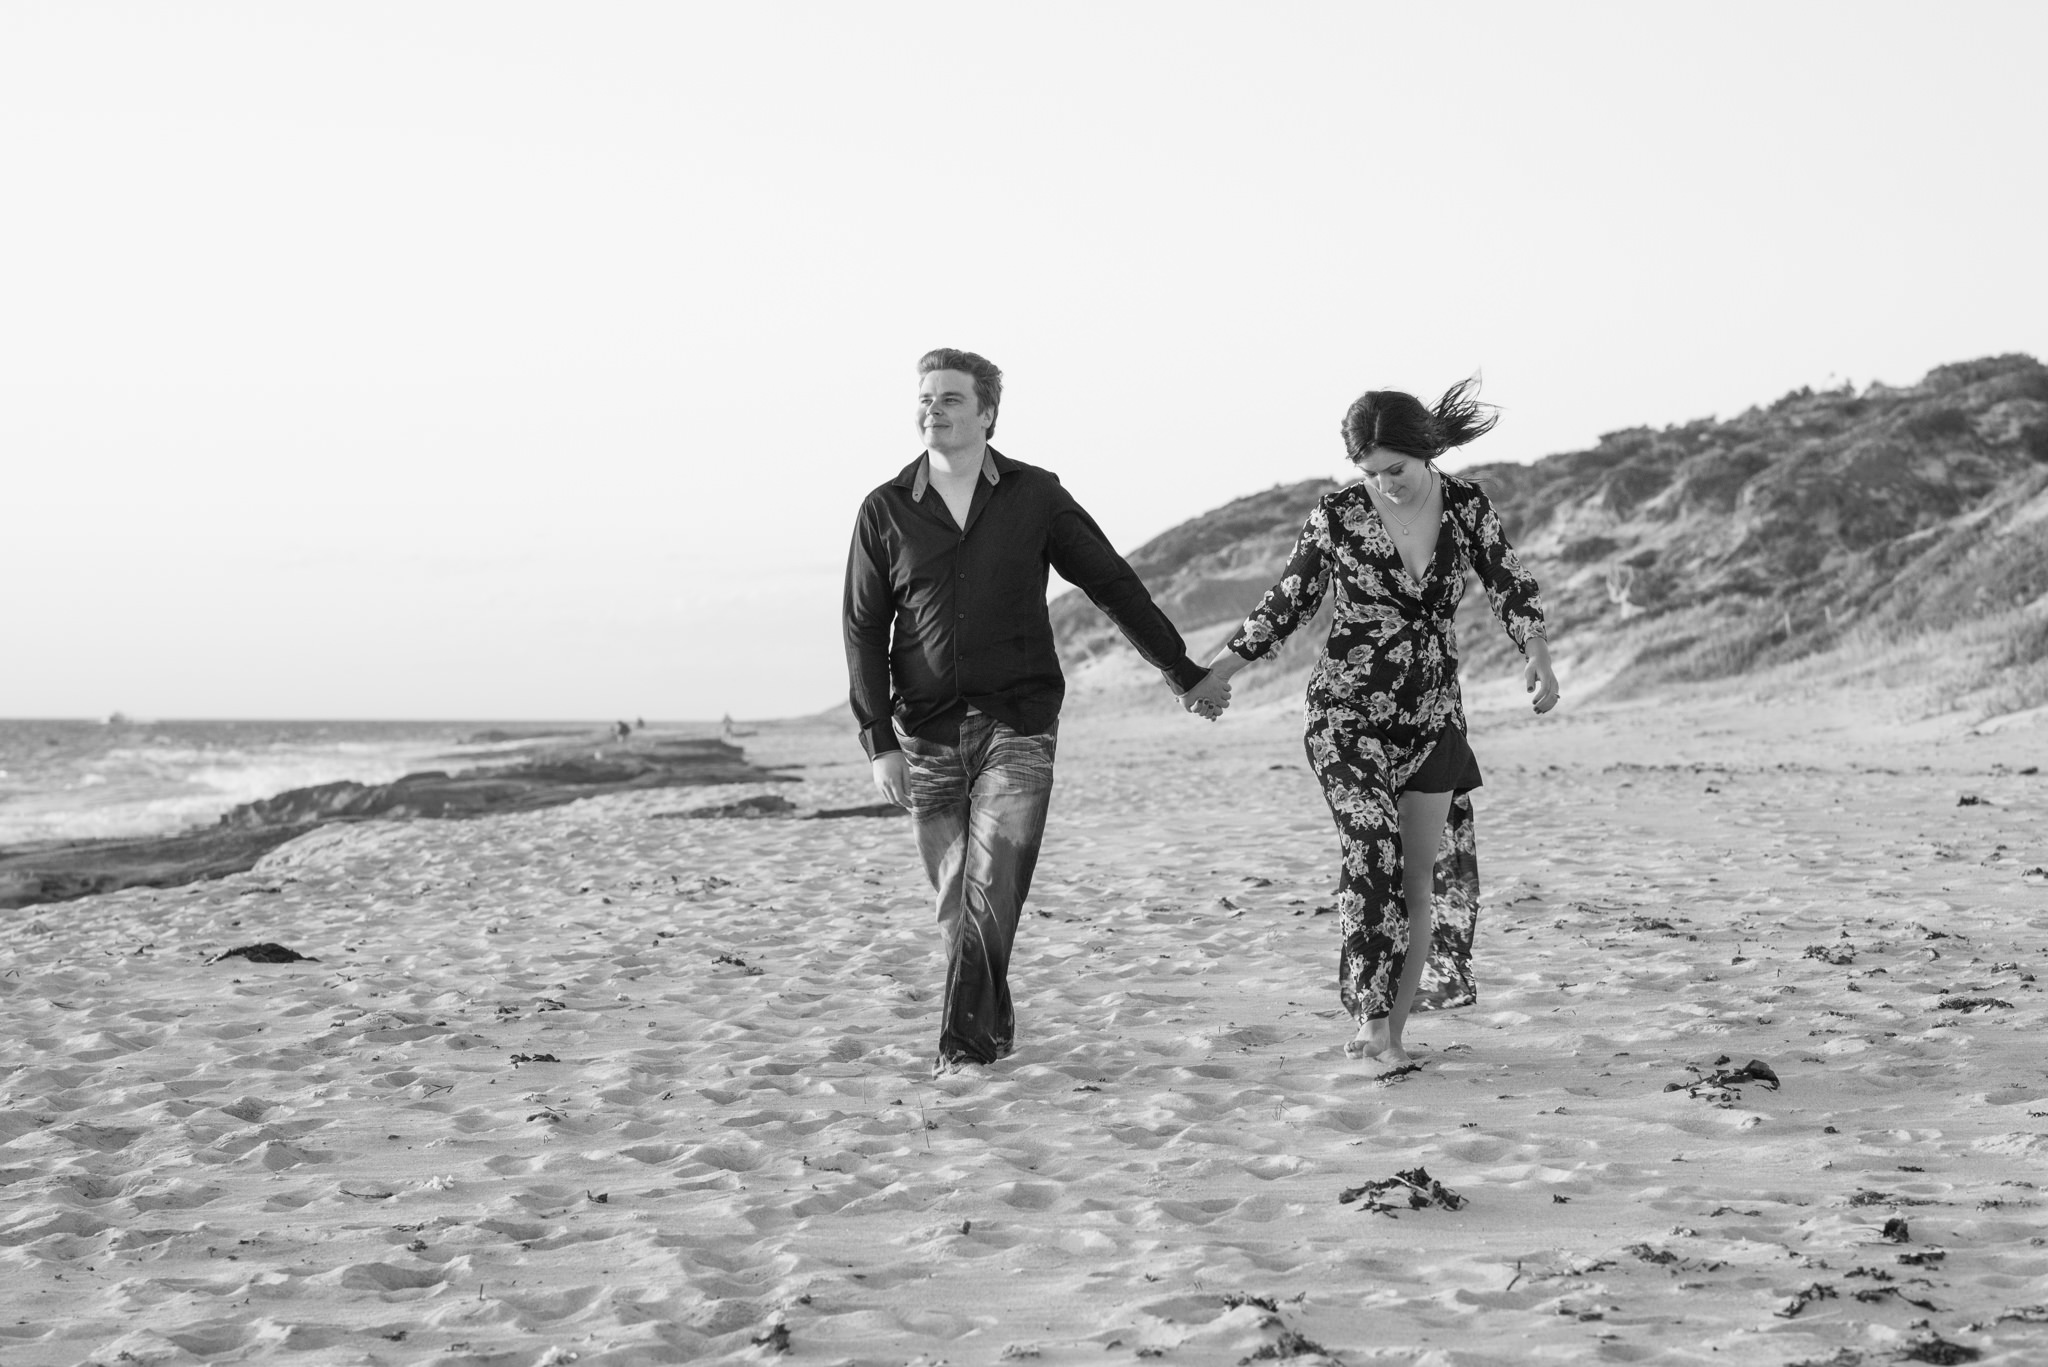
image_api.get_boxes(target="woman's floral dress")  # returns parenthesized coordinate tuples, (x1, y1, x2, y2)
(1227, 474, 1546, 1022)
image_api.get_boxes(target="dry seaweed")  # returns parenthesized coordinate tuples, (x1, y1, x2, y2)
(208, 942, 319, 964)
(1664, 1057, 1779, 1096)
(1338, 1167, 1466, 1215)
(1774, 1282, 1838, 1318)
(1238, 1328, 1335, 1363)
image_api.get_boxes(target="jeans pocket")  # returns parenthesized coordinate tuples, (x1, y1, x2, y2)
(987, 725, 1056, 794)
(901, 738, 963, 817)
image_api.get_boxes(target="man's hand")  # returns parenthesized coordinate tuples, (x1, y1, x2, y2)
(1179, 670, 1232, 722)
(871, 751, 911, 807)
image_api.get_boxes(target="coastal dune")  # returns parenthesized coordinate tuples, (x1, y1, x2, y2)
(3, 689, 2045, 1364)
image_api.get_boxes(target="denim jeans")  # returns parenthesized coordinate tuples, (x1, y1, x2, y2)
(899, 713, 1057, 1066)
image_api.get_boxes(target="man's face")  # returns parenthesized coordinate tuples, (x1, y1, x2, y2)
(918, 369, 992, 456)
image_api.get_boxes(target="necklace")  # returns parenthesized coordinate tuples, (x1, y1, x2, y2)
(1371, 468, 1435, 537)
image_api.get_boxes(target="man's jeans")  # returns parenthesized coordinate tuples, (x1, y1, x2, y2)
(899, 713, 1057, 1066)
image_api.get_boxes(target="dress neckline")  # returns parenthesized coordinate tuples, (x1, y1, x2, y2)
(1364, 477, 1448, 589)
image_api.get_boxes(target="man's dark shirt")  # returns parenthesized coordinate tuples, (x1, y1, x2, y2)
(844, 447, 1206, 760)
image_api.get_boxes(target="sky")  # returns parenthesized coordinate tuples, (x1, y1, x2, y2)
(3, 1, 2043, 721)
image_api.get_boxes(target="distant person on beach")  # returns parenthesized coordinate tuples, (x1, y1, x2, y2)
(1194, 379, 1557, 1072)
(844, 347, 1220, 1074)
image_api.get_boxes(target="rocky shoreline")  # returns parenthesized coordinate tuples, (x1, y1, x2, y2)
(0, 731, 787, 910)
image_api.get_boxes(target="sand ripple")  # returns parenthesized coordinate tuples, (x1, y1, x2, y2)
(3, 700, 2046, 1363)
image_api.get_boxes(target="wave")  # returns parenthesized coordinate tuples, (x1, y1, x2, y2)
(0, 720, 606, 846)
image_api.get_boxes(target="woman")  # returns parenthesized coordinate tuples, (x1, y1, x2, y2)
(1196, 379, 1557, 1070)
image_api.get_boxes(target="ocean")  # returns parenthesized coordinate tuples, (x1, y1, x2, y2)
(0, 719, 608, 847)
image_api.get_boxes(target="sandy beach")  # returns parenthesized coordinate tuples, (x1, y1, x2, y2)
(3, 688, 2045, 1366)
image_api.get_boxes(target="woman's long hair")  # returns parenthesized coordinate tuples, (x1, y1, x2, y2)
(1342, 376, 1498, 462)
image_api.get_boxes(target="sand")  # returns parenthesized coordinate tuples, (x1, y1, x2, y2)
(2, 689, 2045, 1366)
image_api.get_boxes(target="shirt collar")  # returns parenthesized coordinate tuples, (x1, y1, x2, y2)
(909, 447, 1002, 502)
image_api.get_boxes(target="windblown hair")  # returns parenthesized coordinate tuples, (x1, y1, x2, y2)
(917, 348, 1004, 437)
(1342, 376, 1498, 462)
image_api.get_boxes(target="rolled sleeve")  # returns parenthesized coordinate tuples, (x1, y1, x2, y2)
(842, 505, 900, 759)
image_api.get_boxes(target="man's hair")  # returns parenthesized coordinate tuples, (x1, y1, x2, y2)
(917, 348, 1003, 437)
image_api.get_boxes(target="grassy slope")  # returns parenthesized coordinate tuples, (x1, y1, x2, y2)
(1052, 354, 2048, 721)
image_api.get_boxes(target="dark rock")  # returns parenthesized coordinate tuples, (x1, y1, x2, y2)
(1, 824, 320, 912)
(0, 734, 790, 911)
(661, 794, 798, 820)
(216, 738, 778, 829)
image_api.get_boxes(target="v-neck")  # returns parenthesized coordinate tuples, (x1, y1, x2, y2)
(918, 451, 1000, 536)
(933, 481, 978, 534)
(1367, 485, 1447, 589)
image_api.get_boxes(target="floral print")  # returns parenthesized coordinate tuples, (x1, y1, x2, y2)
(1228, 475, 1546, 1022)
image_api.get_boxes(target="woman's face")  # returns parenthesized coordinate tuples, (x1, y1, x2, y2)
(1356, 448, 1432, 504)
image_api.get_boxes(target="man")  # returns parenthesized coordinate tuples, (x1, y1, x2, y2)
(843, 348, 1229, 1074)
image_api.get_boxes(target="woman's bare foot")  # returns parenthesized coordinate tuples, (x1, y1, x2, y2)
(1368, 1045, 1416, 1075)
(1345, 1022, 1422, 1075)
(1344, 1020, 1392, 1059)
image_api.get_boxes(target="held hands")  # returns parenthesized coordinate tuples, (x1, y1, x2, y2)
(871, 751, 911, 807)
(1173, 668, 1232, 722)
(1524, 654, 1561, 714)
